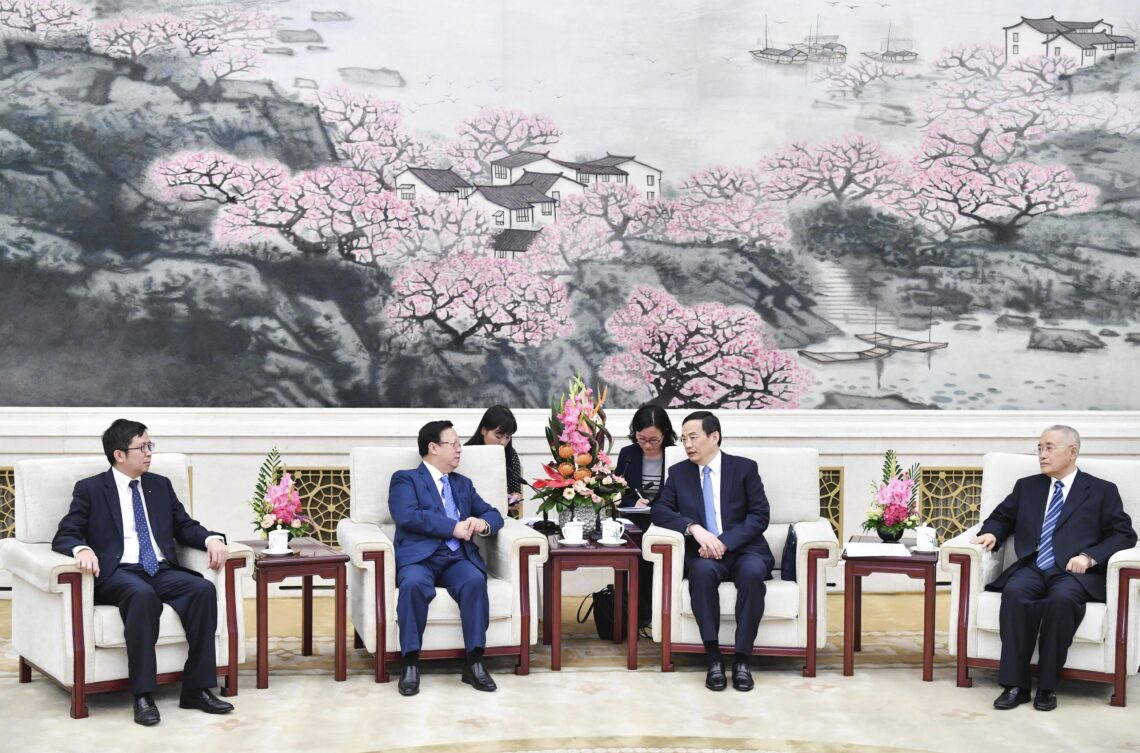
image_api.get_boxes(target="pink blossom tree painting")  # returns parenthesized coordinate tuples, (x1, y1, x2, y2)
(602, 286, 812, 409)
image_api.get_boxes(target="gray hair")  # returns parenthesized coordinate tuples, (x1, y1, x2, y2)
(1041, 424, 1081, 451)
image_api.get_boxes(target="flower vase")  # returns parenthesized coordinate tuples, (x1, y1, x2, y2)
(558, 505, 599, 537)
(267, 527, 291, 554)
(876, 527, 904, 543)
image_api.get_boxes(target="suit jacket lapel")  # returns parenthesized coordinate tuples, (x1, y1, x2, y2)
(1055, 470, 1090, 530)
(101, 469, 125, 539)
(416, 463, 447, 511)
(141, 473, 167, 552)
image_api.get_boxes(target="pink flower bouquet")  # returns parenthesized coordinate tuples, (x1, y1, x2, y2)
(250, 448, 314, 537)
(862, 450, 920, 539)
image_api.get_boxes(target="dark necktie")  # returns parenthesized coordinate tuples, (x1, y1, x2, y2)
(441, 476, 461, 551)
(1035, 479, 1064, 571)
(130, 480, 160, 576)
(702, 465, 720, 535)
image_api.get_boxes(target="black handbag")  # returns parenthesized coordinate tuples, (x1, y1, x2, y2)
(577, 584, 616, 640)
(781, 526, 798, 581)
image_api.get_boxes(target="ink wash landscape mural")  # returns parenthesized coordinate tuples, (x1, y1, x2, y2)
(1, 0, 1138, 409)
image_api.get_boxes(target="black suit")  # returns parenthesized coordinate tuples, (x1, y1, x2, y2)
(979, 469, 1136, 691)
(52, 469, 222, 695)
(652, 452, 774, 655)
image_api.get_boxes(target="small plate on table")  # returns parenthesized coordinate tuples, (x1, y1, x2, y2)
(909, 547, 939, 555)
(263, 549, 296, 557)
(557, 539, 587, 547)
(597, 539, 626, 547)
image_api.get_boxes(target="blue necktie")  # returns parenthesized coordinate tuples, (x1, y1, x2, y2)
(130, 480, 160, 576)
(702, 465, 719, 536)
(441, 476, 461, 551)
(1036, 479, 1065, 571)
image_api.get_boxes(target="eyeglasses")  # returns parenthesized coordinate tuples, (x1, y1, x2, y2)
(125, 442, 156, 454)
(435, 440, 463, 450)
(1036, 443, 1072, 455)
(635, 435, 663, 446)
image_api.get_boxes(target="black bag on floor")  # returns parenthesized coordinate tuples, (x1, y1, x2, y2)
(577, 584, 615, 640)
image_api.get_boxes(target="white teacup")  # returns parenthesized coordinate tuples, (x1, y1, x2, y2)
(562, 521, 584, 543)
(266, 528, 290, 554)
(915, 525, 938, 551)
(601, 519, 624, 544)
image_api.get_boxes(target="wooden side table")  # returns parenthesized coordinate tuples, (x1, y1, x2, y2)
(842, 535, 939, 681)
(241, 537, 350, 689)
(541, 535, 640, 671)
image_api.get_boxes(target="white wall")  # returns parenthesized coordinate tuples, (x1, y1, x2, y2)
(3, 408, 1138, 594)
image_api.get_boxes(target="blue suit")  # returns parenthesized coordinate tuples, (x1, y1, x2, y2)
(652, 452, 774, 655)
(52, 470, 221, 694)
(388, 463, 504, 654)
(979, 469, 1135, 691)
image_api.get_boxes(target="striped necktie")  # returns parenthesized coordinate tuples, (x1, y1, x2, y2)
(441, 476, 461, 551)
(1035, 479, 1065, 571)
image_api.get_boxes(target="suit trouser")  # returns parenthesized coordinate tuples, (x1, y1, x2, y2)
(685, 549, 771, 656)
(396, 545, 489, 654)
(998, 563, 1090, 691)
(95, 563, 218, 695)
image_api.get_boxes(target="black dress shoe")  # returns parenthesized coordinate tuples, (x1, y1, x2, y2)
(1033, 689, 1057, 711)
(133, 694, 160, 726)
(993, 686, 1031, 710)
(178, 688, 234, 714)
(705, 660, 727, 691)
(398, 664, 420, 696)
(732, 661, 754, 692)
(461, 660, 497, 692)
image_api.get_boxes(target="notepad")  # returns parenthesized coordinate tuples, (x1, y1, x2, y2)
(844, 542, 912, 558)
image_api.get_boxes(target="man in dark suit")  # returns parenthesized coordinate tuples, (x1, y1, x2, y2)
(972, 425, 1136, 711)
(51, 419, 233, 726)
(651, 410, 774, 692)
(388, 420, 505, 696)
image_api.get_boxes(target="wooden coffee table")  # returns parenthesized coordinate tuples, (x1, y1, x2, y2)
(541, 534, 640, 671)
(241, 537, 349, 689)
(842, 534, 939, 681)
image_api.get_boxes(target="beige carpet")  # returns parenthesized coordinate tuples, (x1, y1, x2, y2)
(0, 596, 1134, 753)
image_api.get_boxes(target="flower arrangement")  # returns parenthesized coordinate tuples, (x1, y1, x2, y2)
(531, 375, 628, 518)
(862, 450, 921, 540)
(250, 448, 314, 537)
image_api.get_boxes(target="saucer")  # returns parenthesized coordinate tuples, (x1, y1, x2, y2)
(910, 547, 939, 554)
(597, 539, 625, 547)
(264, 549, 295, 557)
(558, 538, 588, 546)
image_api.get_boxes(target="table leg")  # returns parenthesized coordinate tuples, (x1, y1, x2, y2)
(614, 570, 627, 644)
(335, 565, 347, 681)
(843, 564, 855, 677)
(627, 562, 638, 670)
(542, 561, 552, 646)
(301, 575, 314, 656)
(551, 561, 563, 671)
(853, 575, 863, 652)
(256, 574, 269, 689)
(922, 565, 935, 682)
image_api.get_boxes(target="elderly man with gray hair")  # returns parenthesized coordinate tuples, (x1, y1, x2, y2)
(972, 425, 1136, 711)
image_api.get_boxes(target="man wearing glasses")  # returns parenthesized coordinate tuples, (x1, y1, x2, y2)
(651, 411, 773, 692)
(972, 425, 1135, 711)
(52, 419, 233, 725)
(387, 420, 505, 696)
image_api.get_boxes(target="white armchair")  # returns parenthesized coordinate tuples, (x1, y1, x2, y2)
(940, 452, 1140, 706)
(642, 447, 839, 675)
(336, 445, 548, 682)
(0, 454, 253, 718)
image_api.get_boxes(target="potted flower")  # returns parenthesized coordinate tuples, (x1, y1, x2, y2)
(530, 374, 628, 536)
(863, 450, 921, 542)
(250, 448, 314, 553)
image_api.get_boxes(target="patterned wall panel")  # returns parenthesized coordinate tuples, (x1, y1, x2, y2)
(819, 467, 843, 541)
(919, 467, 983, 545)
(0, 468, 13, 540)
(287, 467, 351, 547)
